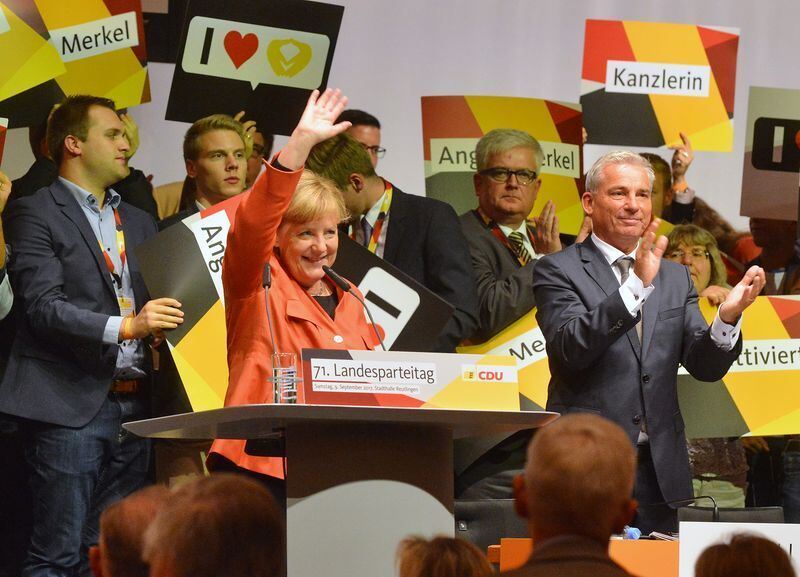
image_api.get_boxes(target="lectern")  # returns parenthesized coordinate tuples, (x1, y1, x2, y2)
(125, 404, 557, 577)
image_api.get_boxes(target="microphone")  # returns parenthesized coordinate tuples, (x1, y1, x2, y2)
(262, 263, 278, 354)
(262, 262, 272, 289)
(642, 495, 719, 522)
(322, 265, 351, 292)
(322, 265, 386, 351)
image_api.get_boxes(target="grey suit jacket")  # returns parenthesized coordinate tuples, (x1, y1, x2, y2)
(0, 179, 156, 427)
(532, 236, 741, 502)
(501, 536, 635, 577)
(460, 210, 537, 342)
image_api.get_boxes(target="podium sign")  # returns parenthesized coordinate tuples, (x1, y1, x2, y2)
(302, 348, 520, 410)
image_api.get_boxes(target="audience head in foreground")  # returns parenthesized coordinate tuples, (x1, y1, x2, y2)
(513, 413, 637, 545)
(695, 534, 796, 577)
(89, 485, 170, 577)
(145, 474, 284, 577)
(396, 535, 493, 577)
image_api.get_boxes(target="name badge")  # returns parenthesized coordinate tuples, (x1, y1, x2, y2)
(118, 296, 134, 318)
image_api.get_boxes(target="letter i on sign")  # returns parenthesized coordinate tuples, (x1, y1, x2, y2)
(200, 27, 214, 65)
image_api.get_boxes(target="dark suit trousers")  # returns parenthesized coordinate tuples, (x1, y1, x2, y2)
(633, 443, 678, 534)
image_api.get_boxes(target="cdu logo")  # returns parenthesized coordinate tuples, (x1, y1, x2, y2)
(181, 16, 328, 90)
(751, 117, 800, 172)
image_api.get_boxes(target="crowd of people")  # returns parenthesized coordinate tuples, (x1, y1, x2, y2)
(0, 85, 797, 577)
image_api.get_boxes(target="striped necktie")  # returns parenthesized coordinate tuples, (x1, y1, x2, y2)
(361, 217, 373, 247)
(508, 231, 532, 265)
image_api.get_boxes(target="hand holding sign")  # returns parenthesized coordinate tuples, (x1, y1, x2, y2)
(233, 111, 257, 158)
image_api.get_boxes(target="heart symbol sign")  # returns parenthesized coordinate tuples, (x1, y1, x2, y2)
(224, 31, 258, 69)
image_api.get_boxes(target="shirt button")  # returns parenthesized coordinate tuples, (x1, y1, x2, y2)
(333, 335, 344, 343)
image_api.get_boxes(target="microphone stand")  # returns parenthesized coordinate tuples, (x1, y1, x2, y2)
(322, 265, 387, 351)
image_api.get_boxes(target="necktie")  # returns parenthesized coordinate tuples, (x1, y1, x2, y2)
(361, 217, 373, 247)
(615, 256, 634, 284)
(616, 256, 648, 441)
(614, 256, 643, 343)
(508, 231, 532, 265)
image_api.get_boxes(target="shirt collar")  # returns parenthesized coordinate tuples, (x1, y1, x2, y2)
(497, 220, 529, 239)
(59, 177, 121, 211)
(363, 186, 389, 227)
(590, 233, 638, 265)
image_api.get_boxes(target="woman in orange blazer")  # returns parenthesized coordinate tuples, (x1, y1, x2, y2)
(208, 89, 378, 482)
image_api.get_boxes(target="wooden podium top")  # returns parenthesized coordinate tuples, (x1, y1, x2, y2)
(125, 403, 559, 440)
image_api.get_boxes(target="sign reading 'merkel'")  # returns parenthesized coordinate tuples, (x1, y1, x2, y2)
(49, 11, 139, 62)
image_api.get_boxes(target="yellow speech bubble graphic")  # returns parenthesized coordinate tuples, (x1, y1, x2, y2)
(266, 38, 312, 77)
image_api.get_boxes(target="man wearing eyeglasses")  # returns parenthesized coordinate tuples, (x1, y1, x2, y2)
(454, 130, 562, 500)
(336, 109, 385, 168)
(460, 129, 562, 343)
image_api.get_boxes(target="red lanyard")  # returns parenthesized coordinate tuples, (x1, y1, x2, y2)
(350, 180, 393, 254)
(475, 209, 531, 267)
(98, 208, 126, 288)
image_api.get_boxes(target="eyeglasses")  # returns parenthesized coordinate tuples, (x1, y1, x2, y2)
(479, 167, 538, 186)
(361, 144, 386, 159)
(666, 248, 710, 261)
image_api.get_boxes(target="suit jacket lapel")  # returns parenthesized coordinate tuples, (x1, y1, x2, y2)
(50, 181, 117, 300)
(580, 238, 642, 360)
(641, 269, 660, 359)
(381, 187, 405, 263)
(578, 238, 619, 297)
(118, 203, 149, 307)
